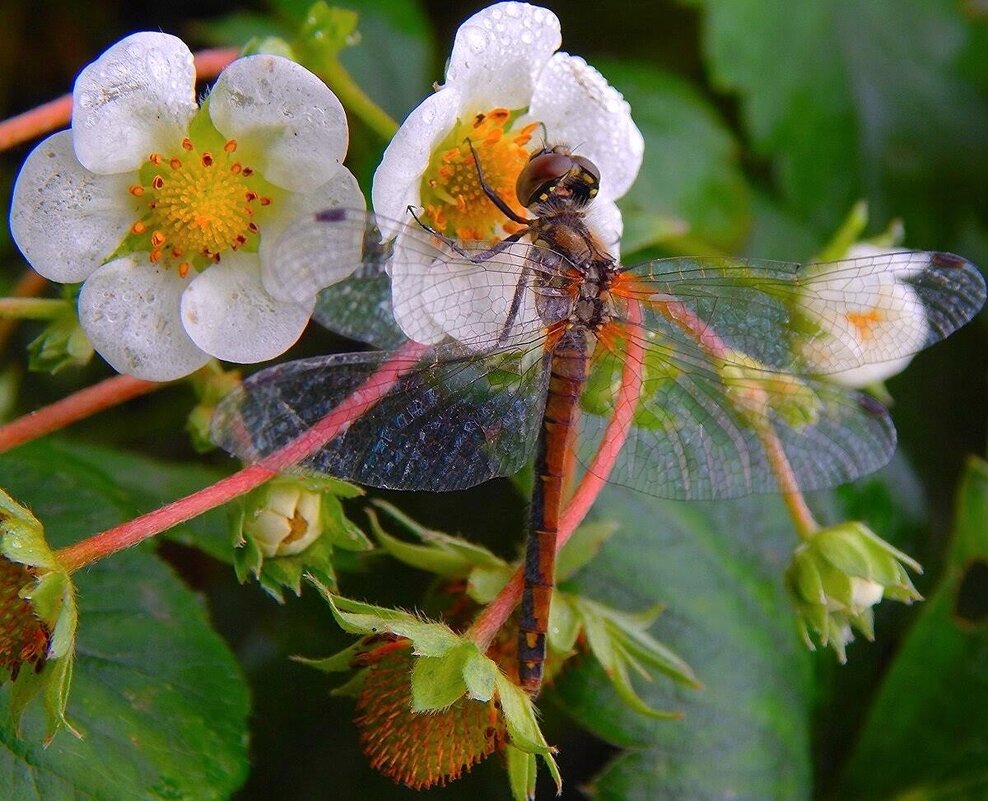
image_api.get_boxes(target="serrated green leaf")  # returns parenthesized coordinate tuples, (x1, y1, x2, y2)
(0, 441, 249, 800)
(599, 60, 751, 256)
(555, 486, 813, 799)
(467, 564, 514, 604)
(683, 0, 988, 232)
(837, 457, 988, 799)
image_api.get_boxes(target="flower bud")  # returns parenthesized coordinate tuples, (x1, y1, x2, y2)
(786, 521, 921, 662)
(243, 481, 324, 557)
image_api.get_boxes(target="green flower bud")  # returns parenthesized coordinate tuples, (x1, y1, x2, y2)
(786, 521, 921, 662)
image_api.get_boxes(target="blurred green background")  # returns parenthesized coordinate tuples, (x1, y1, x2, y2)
(1, 1, 986, 800)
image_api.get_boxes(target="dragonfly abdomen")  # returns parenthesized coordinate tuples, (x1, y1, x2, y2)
(518, 328, 591, 694)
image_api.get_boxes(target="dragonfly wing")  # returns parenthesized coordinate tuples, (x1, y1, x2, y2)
(212, 343, 551, 492)
(620, 251, 985, 376)
(266, 207, 558, 351)
(577, 331, 895, 501)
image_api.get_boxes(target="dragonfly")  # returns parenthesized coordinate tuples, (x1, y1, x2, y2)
(213, 146, 986, 694)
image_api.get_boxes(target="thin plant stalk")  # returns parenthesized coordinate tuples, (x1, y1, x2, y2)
(56, 342, 427, 571)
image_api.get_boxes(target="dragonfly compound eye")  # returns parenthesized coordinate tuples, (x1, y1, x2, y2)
(516, 150, 601, 208)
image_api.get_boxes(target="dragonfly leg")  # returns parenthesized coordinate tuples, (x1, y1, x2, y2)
(465, 137, 532, 225)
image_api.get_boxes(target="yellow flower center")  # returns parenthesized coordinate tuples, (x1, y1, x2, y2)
(420, 108, 537, 242)
(845, 309, 884, 342)
(127, 137, 275, 277)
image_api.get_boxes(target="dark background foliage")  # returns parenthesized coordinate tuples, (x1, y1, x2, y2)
(1, 1, 986, 800)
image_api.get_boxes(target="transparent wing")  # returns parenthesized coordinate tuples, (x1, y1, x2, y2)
(576, 328, 896, 501)
(212, 342, 551, 492)
(618, 251, 985, 376)
(265, 207, 562, 351)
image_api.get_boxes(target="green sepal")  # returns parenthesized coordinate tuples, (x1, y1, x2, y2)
(26, 286, 92, 374)
(0, 488, 78, 741)
(814, 200, 869, 262)
(410, 644, 471, 712)
(546, 592, 580, 654)
(571, 595, 700, 719)
(495, 673, 561, 793)
(462, 648, 497, 702)
(186, 362, 242, 453)
(506, 744, 538, 801)
(369, 501, 507, 578)
(231, 477, 366, 601)
(311, 581, 460, 656)
(291, 640, 367, 674)
(467, 564, 514, 604)
(555, 520, 619, 582)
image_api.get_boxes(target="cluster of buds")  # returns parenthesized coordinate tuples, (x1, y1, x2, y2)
(786, 521, 922, 662)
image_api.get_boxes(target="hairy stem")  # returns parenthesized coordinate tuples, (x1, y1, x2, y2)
(56, 343, 427, 571)
(0, 374, 164, 454)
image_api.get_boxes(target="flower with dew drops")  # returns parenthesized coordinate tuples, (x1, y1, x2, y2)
(364, 2, 643, 347)
(10, 32, 363, 381)
(797, 243, 931, 389)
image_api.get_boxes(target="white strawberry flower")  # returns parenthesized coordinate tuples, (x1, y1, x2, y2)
(10, 32, 363, 381)
(369, 2, 643, 346)
(799, 244, 931, 388)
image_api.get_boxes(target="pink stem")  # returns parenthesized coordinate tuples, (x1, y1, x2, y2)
(56, 342, 427, 571)
(0, 48, 240, 152)
(468, 301, 646, 649)
(0, 374, 163, 454)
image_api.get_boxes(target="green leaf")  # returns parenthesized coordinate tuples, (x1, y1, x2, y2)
(685, 0, 988, 231)
(555, 486, 813, 799)
(0, 441, 249, 801)
(599, 60, 752, 256)
(836, 457, 988, 799)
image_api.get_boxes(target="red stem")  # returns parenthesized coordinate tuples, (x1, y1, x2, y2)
(0, 374, 163, 454)
(56, 343, 427, 571)
(468, 301, 646, 648)
(0, 47, 240, 152)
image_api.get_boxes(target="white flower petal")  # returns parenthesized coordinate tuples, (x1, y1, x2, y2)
(79, 256, 209, 381)
(209, 55, 348, 194)
(584, 198, 623, 260)
(73, 32, 197, 174)
(529, 53, 643, 202)
(260, 168, 366, 304)
(181, 254, 314, 363)
(10, 131, 141, 282)
(435, 242, 544, 351)
(446, 2, 561, 110)
(372, 90, 462, 238)
(389, 242, 448, 345)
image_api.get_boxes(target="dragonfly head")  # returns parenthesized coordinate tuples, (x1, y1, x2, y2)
(516, 147, 600, 211)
